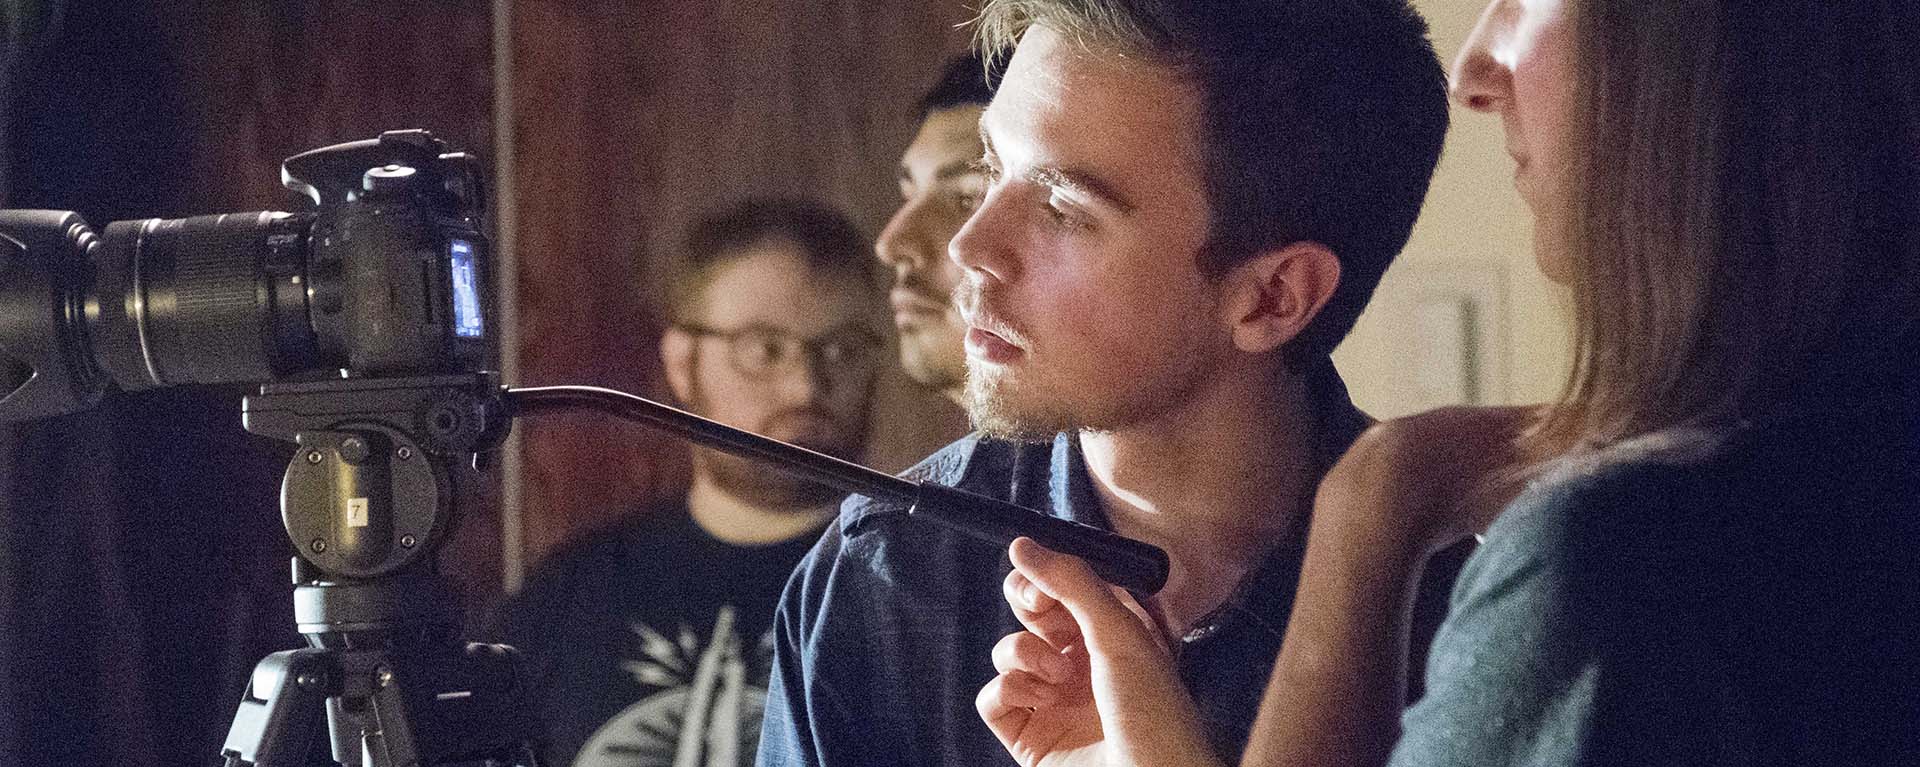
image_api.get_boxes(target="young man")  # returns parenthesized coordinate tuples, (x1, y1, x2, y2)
(877, 53, 1001, 403)
(494, 199, 887, 767)
(758, 2, 1449, 766)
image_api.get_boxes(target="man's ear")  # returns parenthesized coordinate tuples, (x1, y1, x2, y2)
(659, 327, 697, 404)
(1218, 241, 1342, 354)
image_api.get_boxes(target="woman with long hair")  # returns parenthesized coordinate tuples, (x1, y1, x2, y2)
(973, 0, 1920, 764)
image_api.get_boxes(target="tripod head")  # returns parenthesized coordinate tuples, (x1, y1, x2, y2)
(222, 373, 533, 767)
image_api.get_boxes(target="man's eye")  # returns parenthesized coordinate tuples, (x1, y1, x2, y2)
(1044, 193, 1089, 231)
(969, 158, 1001, 183)
(736, 332, 786, 367)
(822, 332, 878, 363)
(953, 190, 984, 211)
(819, 343, 855, 365)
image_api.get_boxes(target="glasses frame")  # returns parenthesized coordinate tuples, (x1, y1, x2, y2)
(675, 322, 885, 382)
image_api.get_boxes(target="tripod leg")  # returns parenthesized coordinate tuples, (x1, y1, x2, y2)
(223, 649, 336, 767)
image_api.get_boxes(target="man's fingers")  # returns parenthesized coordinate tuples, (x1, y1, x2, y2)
(991, 629, 1080, 683)
(1004, 567, 1060, 615)
(976, 669, 1060, 751)
(975, 673, 1031, 753)
(1004, 568, 1081, 650)
(1010, 538, 1144, 627)
(1110, 587, 1175, 655)
(1010, 537, 1172, 671)
(980, 669, 1062, 712)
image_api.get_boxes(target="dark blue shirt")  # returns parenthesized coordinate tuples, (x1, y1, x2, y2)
(757, 367, 1373, 767)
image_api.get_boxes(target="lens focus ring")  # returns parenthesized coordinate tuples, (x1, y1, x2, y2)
(92, 213, 306, 387)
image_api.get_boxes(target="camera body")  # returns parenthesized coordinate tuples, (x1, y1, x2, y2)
(0, 129, 491, 422)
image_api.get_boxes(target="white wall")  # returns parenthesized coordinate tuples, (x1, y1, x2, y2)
(1330, 0, 1572, 418)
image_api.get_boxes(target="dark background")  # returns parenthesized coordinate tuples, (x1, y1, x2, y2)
(0, 1, 968, 764)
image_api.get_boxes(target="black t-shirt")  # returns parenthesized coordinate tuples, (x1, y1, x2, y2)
(492, 503, 824, 767)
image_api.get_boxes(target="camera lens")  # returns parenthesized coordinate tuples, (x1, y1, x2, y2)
(88, 211, 320, 388)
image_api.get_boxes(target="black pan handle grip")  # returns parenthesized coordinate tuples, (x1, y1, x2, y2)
(909, 482, 1170, 594)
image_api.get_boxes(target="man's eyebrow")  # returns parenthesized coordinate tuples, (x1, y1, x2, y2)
(934, 160, 984, 182)
(979, 118, 1136, 215)
(1028, 165, 1137, 215)
(899, 159, 986, 185)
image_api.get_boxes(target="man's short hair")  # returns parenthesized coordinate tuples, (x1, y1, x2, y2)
(918, 50, 1005, 117)
(975, 0, 1450, 363)
(664, 198, 875, 324)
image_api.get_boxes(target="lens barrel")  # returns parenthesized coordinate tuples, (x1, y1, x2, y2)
(89, 212, 320, 389)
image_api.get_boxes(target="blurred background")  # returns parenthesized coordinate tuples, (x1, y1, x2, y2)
(0, 1, 1563, 764)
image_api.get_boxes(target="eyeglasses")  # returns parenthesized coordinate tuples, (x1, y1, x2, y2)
(677, 323, 885, 380)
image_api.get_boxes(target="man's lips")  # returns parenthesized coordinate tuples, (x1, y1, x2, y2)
(762, 411, 847, 448)
(889, 289, 950, 319)
(961, 307, 1026, 364)
(964, 327, 1023, 364)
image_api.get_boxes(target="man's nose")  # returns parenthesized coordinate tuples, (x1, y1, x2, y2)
(876, 199, 931, 269)
(772, 348, 834, 405)
(948, 186, 1015, 284)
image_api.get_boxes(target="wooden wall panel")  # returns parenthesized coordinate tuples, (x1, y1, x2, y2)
(509, 1, 975, 570)
(167, 2, 496, 212)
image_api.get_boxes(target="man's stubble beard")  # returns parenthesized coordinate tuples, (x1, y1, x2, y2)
(684, 369, 868, 512)
(965, 363, 1075, 440)
(697, 448, 849, 510)
(964, 354, 1219, 441)
(959, 290, 1225, 441)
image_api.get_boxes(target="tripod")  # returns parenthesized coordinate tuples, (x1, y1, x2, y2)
(220, 373, 537, 767)
(213, 376, 1170, 767)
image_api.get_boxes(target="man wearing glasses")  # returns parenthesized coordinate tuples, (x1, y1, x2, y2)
(494, 198, 887, 767)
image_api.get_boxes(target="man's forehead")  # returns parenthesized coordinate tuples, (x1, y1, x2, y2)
(693, 244, 873, 330)
(903, 106, 987, 172)
(992, 26, 1190, 112)
(919, 105, 985, 146)
(982, 26, 1206, 206)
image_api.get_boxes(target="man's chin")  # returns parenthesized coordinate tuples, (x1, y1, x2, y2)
(779, 435, 861, 462)
(749, 478, 850, 510)
(964, 372, 1074, 441)
(899, 343, 966, 393)
(708, 455, 849, 510)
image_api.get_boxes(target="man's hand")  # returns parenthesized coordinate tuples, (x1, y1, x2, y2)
(976, 538, 1225, 767)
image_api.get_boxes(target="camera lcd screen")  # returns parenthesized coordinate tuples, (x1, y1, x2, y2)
(449, 239, 485, 339)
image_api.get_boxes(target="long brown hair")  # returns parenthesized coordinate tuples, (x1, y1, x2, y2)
(1536, 0, 1920, 452)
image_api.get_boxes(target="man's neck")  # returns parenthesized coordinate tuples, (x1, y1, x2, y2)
(685, 474, 836, 546)
(1079, 363, 1319, 634)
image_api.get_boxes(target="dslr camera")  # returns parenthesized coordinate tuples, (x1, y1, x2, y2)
(0, 128, 491, 420)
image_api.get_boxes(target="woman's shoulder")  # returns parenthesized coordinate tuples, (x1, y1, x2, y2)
(1481, 408, 1917, 572)
(1475, 426, 1740, 563)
